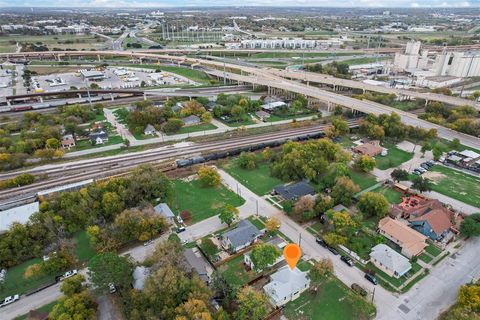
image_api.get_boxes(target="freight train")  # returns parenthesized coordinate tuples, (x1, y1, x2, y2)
(175, 131, 327, 168)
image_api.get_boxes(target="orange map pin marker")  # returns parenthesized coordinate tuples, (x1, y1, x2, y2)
(284, 243, 301, 270)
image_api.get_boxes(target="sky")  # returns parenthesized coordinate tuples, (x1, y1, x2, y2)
(0, 0, 479, 7)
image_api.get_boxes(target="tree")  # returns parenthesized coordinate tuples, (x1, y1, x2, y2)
(391, 168, 409, 182)
(265, 217, 280, 233)
(201, 112, 212, 123)
(450, 138, 461, 150)
(60, 274, 85, 296)
(412, 176, 433, 193)
(238, 152, 257, 170)
(354, 155, 376, 173)
(331, 177, 360, 206)
(45, 138, 60, 149)
(457, 283, 480, 312)
(50, 275, 96, 320)
(309, 258, 334, 284)
(432, 145, 443, 161)
(175, 298, 213, 320)
(197, 166, 221, 188)
(219, 204, 239, 227)
(250, 244, 281, 271)
(357, 192, 390, 218)
(323, 232, 347, 246)
(294, 195, 315, 220)
(114, 207, 168, 242)
(332, 118, 350, 137)
(327, 209, 358, 236)
(460, 213, 480, 237)
(314, 195, 333, 216)
(101, 191, 124, 220)
(163, 118, 183, 133)
(234, 286, 270, 320)
(88, 252, 133, 293)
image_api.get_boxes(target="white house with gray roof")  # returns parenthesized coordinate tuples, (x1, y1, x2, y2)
(221, 220, 262, 253)
(154, 203, 175, 222)
(263, 266, 310, 307)
(370, 244, 411, 278)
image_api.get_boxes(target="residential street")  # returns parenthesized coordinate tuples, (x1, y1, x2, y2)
(1, 167, 478, 320)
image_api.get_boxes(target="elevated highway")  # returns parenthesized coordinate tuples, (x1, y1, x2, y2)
(1, 50, 477, 110)
(1, 50, 479, 148)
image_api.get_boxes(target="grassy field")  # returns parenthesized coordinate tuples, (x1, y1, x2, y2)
(68, 135, 123, 152)
(167, 123, 217, 135)
(349, 170, 378, 191)
(0, 258, 56, 297)
(74, 231, 96, 262)
(172, 179, 245, 224)
(283, 278, 376, 320)
(425, 243, 442, 257)
(222, 158, 283, 195)
(0, 34, 107, 52)
(371, 186, 403, 204)
(127, 64, 214, 84)
(375, 144, 413, 170)
(14, 300, 57, 320)
(342, 56, 389, 65)
(27, 66, 80, 75)
(218, 254, 256, 287)
(113, 108, 129, 124)
(428, 166, 480, 207)
(222, 118, 257, 127)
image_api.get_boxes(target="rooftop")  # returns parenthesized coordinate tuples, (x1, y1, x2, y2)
(223, 220, 261, 249)
(378, 217, 428, 256)
(370, 244, 412, 276)
(273, 180, 315, 201)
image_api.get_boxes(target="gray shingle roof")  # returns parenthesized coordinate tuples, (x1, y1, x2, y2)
(154, 203, 175, 219)
(370, 244, 411, 277)
(223, 220, 261, 249)
(273, 181, 315, 201)
(182, 115, 201, 126)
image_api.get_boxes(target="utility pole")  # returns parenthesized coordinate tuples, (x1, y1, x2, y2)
(223, 55, 227, 85)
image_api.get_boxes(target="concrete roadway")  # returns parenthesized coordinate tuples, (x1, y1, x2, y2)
(267, 68, 479, 109)
(206, 68, 480, 150)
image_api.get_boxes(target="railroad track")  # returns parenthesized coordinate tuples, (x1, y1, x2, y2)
(0, 119, 360, 202)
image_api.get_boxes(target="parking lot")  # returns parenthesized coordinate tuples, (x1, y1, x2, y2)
(31, 67, 198, 93)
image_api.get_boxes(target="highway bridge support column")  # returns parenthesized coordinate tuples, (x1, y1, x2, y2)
(97, 54, 101, 62)
(110, 93, 114, 101)
(143, 93, 147, 101)
(425, 99, 429, 106)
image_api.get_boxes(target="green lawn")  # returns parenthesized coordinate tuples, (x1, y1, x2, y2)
(222, 158, 283, 195)
(418, 252, 434, 263)
(126, 64, 214, 85)
(218, 254, 256, 287)
(14, 300, 57, 320)
(68, 135, 123, 152)
(0, 258, 56, 297)
(349, 170, 378, 191)
(371, 186, 403, 204)
(365, 261, 423, 291)
(247, 216, 266, 230)
(375, 144, 413, 170)
(345, 231, 378, 260)
(167, 123, 217, 135)
(342, 56, 389, 65)
(172, 179, 245, 224)
(113, 108, 129, 124)
(74, 231, 96, 262)
(428, 165, 480, 207)
(424, 243, 443, 257)
(297, 259, 313, 272)
(283, 278, 376, 320)
(222, 118, 256, 127)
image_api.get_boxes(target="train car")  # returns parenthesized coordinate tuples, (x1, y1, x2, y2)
(176, 159, 192, 168)
(32, 103, 51, 110)
(191, 156, 205, 165)
(12, 105, 33, 112)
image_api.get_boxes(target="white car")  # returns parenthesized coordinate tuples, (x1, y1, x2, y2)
(108, 283, 116, 294)
(61, 269, 78, 280)
(0, 294, 19, 308)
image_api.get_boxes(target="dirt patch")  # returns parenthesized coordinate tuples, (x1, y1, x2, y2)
(422, 171, 446, 184)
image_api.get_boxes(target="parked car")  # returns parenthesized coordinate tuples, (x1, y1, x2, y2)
(364, 273, 378, 285)
(143, 240, 153, 246)
(0, 294, 19, 307)
(328, 246, 339, 255)
(108, 283, 116, 294)
(61, 269, 78, 280)
(420, 163, 430, 170)
(351, 283, 367, 297)
(427, 160, 436, 166)
(340, 255, 354, 267)
(412, 170, 421, 175)
(417, 167, 427, 173)
(316, 238, 327, 247)
(176, 226, 186, 233)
